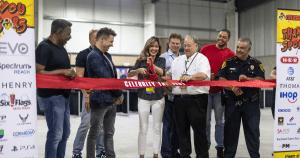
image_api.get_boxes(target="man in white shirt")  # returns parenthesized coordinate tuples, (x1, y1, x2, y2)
(168, 35, 211, 158)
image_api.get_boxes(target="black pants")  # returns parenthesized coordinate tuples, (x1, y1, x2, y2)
(174, 94, 209, 158)
(224, 99, 260, 158)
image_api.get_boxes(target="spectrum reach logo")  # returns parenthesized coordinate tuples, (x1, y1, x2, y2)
(0, 63, 31, 74)
(13, 129, 35, 138)
(1, 93, 31, 110)
(280, 92, 298, 103)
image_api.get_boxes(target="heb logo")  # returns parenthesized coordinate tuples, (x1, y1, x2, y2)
(281, 57, 298, 64)
(280, 92, 298, 103)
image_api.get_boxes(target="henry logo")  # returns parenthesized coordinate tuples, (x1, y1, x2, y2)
(281, 57, 298, 64)
(277, 128, 290, 134)
(0, 93, 9, 106)
(10, 93, 31, 110)
(278, 109, 291, 112)
(0, 1, 28, 38)
(0, 63, 31, 74)
(282, 144, 290, 148)
(0, 129, 7, 142)
(278, 117, 284, 126)
(13, 129, 35, 138)
(280, 92, 298, 103)
(279, 12, 286, 22)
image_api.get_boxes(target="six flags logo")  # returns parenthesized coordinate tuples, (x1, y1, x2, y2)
(0, 0, 28, 38)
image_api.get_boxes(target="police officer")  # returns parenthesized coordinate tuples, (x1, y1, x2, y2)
(216, 38, 265, 158)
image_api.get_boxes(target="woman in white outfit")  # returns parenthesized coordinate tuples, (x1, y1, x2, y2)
(127, 36, 166, 158)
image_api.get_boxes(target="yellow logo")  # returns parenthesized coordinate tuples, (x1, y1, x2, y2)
(279, 12, 286, 22)
(259, 64, 264, 72)
(221, 62, 226, 69)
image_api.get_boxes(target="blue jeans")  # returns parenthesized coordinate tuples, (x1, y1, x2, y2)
(161, 95, 180, 156)
(37, 95, 70, 158)
(73, 96, 104, 155)
(206, 92, 224, 150)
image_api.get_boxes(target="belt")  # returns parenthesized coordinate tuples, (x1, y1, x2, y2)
(225, 93, 259, 106)
(175, 94, 205, 98)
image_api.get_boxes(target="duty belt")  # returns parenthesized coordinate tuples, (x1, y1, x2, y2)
(225, 93, 259, 106)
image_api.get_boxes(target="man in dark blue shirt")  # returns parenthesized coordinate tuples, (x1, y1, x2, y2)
(86, 27, 123, 158)
(36, 19, 76, 158)
(72, 29, 106, 158)
(217, 38, 265, 158)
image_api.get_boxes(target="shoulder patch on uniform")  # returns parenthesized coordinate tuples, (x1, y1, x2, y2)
(221, 61, 226, 69)
(259, 64, 264, 72)
(225, 56, 237, 62)
(250, 57, 262, 64)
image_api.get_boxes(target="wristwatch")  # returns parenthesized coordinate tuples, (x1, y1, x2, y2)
(85, 95, 90, 98)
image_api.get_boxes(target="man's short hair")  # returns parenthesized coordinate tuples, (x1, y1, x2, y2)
(169, 33, 182, 43)
(89, 29, 98, 39)
(50, 19, 72, 34)
(96, 27, 117, 41)
(185, 35, 199, 45)
(220, 29, 231, 39)
(238, 38, 252, 48)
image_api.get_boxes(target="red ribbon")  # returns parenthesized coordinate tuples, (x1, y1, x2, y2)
(36, 74, 276, 90)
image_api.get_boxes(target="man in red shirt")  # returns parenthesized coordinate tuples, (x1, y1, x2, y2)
(200, 29, 235, 158)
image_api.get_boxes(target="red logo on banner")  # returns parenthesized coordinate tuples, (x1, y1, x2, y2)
(281, 57, 298, 64)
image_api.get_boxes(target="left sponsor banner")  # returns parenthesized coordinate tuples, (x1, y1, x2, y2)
(0, 0, 37, 158)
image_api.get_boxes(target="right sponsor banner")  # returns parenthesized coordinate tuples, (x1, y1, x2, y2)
(274, 9, 300, 157)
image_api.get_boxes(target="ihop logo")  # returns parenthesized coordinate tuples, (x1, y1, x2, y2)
(280, 92, 298, 103)
(287, 67, 294, 76)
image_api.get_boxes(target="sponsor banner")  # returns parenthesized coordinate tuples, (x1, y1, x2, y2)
(274, 9, 300, 153)
(0, 0, 37, 157)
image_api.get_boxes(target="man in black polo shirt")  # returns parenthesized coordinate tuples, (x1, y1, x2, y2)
(36, 19, 76, 158)
(72, 29, 106, 158)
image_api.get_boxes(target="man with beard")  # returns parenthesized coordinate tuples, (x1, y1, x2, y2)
(160, 33, 183, 158)
(86, 27, 124, 158)
(199, 29, 235, 158)
(36, 19, 76, 158)
(216, 38, 264, 158)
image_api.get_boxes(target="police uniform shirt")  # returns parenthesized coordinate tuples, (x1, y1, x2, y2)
(169, 52, 211, 95)
(216, 55, 265, 99)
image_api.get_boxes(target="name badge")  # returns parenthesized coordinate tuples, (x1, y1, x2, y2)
(146, 87, 155, 94)
(229, 68, 236, 70)
(179, 76, 187, 89)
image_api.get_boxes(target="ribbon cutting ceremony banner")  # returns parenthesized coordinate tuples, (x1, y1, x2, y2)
(36, 74, 276, 90)
(274, 9, 300, 157)
(0, 0, 37, 158)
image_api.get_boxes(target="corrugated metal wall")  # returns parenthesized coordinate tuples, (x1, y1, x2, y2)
(239, 0, 300, 57)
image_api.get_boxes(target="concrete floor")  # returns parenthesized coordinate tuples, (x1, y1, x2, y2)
(37, 108, 274, 158)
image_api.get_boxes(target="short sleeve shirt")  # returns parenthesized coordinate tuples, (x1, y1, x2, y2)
(75, 47, 92, 77)
(200, 44, 236, 93)
(216, 55, 265, 99)
(128, 57, 166, 101)
(35, 39, 71, 98)
(170, 52, 211, 95)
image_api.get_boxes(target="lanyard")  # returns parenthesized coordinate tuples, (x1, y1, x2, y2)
(184, 53, 198, 74)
